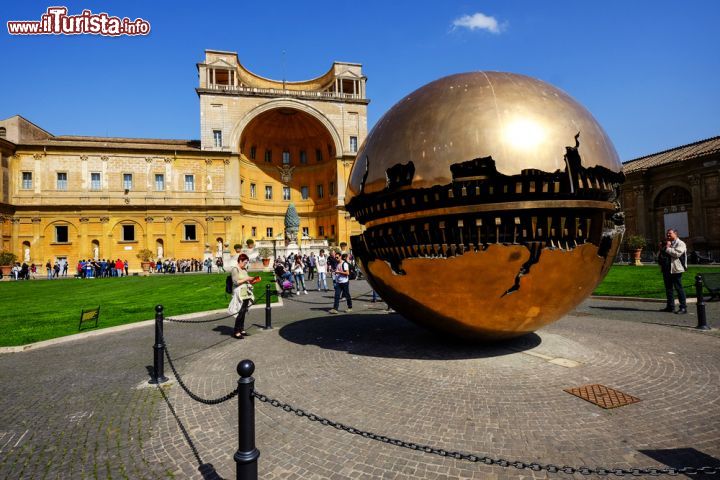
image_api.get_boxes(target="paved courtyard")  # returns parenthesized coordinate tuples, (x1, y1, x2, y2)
(0, 280, 719, 479)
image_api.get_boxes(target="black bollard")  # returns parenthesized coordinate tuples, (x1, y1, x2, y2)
(149, 304, 169, 384)
(264, 284, 272, 329)
(695, 275, 710, 330)
(235, 359, 259, 480)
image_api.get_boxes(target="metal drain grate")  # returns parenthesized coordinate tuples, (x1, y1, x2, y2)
(564, 384, 640, 409)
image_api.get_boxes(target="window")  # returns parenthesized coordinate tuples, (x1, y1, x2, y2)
(318, 226, 325, 237)
(240, 179, 244, 195)
(250, 183, 257, 198)
(265, 185, 272, 200)
(57, 172, 67, 191)
(155, 173, 165, 191)
(264, 150, 272, 163)
(250, 146, 256, 159)
(0, 127, 6, 138)
(282, 151, 290, 165)
(302, 227, 309, 237)
(300, 150, 307, 164)
(55, 225, 69, 243)
(21, 172, 32, 189)
(329, 181, 335, 196)
(331, 224, 336, 236)
(283, 186, 291, 201)
(184, 224, 197, 241)
(349, 136, 358, 152)
(317, 184, 324, 199)
(251, 226, 257, 237)
(315, 148, 323, 162)
(90, 172, 101, 190)
(123, 173, 133, 190)
(122, 225, 135, 242)
(184, 174, 195, 191)
(301, 186, 309, 200)
(266, 227, 273, 238)
(213, 130, 222, 148)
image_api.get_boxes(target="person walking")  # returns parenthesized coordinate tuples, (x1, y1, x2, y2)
(204, 257, 213, 274)
(46, 260, 53, 280)
(660, 228, 688, 314)
(329, 253, 352, 314)
(316, 249, 328, 292)
(292, 256, 309, 295)
(124, 259, 129, 276)
(227, 254, 256, 339)
(216, 257, 225, 273)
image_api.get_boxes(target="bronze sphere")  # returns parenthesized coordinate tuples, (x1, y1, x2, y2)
(346, 72, 625, 340)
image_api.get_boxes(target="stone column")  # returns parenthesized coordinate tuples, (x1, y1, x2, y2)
(31, 217, 42, 264)
(79, 217, 90, 259)
(10, 217, 20, 259)
(100, 217, 111, 261)
(164, 217, 174, 258)
(145, 217, 154, 253)
(633, 185, 647, 238)
(688, 174, 705, 240)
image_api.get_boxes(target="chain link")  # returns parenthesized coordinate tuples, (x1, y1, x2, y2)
(162, 338, 238, 405)
(253, 390, 718, 477)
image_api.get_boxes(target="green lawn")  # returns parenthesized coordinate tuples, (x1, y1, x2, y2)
(0, 272, 277, 347)
(592, 265, 720, 298)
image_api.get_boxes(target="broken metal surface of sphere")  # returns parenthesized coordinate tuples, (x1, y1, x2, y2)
(346, 72, 625, 340)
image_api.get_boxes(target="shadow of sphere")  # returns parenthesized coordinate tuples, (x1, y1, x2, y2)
(278, 312, 541, 360)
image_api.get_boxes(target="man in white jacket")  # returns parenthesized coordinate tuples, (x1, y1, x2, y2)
(662, 228, 688, 314)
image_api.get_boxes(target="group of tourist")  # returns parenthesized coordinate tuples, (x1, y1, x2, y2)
(150, 258, 210, 274)
(76, 259, 129, 278)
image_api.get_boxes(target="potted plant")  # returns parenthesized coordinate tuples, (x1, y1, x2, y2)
(245, 239, 255, 249)
(625, 235, 647, 266)
(258, 247, 272, 267)
(136, 248, 154, 272)
(0, 251, 18, 277)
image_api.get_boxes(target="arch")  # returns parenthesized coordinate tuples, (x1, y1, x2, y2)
(649, 181, 691, 209)
(42, 219, 79, 238)
(229, 99, 343, 158)
(653, 185, 692, 209)
(110, 219, 145, 239)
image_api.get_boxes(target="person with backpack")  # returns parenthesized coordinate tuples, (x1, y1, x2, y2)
(659, 228, 688, 314)
(227, 253, 259, 339)
(328, 253, 352, 314)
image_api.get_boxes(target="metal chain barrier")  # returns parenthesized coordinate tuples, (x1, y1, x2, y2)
(165, 313, 236, 324)
(253, 390, 718, 477)
(164, 288, 272, 324)
(163, 336, 238, 405)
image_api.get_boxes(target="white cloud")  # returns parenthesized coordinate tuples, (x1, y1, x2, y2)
(452, 12, 504, 34)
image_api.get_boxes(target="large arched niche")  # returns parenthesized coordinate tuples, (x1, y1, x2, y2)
(233, 100, 342, 161)
(239, 108, 338, 165)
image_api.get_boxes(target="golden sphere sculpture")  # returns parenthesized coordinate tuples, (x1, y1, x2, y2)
(345, 72, 625, 340)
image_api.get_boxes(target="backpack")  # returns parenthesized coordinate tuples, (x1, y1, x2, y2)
(225, 275, 233, 294)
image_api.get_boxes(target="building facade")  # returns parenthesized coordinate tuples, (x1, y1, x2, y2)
(621, 136, 720, 258)
(0, 50, 368, 270)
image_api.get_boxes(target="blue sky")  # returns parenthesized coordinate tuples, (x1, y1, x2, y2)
(2, 1, 718, 160)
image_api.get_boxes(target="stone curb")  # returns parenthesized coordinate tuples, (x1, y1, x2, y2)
(0, 298, 283, 354)
(591, 295, 699, 304)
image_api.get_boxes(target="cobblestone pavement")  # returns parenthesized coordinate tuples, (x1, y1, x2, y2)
(0, 281, 718, 479)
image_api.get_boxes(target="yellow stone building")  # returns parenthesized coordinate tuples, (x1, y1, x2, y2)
(0, 50, 368, 271)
